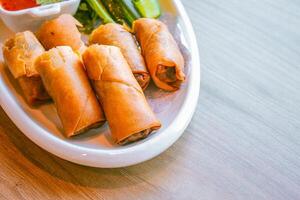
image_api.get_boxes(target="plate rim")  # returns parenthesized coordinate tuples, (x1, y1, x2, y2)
(0, 0, 200, 168)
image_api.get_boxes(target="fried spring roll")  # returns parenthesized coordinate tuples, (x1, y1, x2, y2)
(36, 14, 86, 54)
(82, 45, 161, 145)
(133, 18, 185, 91)
(90, 23, 150, 90)
(35, 46, 105, 137)
(2, 31, 50, 104)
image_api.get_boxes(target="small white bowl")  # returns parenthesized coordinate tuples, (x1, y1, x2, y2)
(0, 0, 80, 32)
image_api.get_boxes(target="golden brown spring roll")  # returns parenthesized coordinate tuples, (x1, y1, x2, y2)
(36, 14, 86, 53)
(133, 18, 185, 91)
(35, 46, 105, 137)
(2, 31, 50, 104)
(90, 23, 150, 90)
(82, 45, 161, 145)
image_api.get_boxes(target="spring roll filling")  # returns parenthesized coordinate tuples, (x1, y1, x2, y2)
(156, 65, 183, 89)
(156, 65, 177, 82)
(134, 73, 150, 89)
(18, 76, 50, 103)
(4, 38, 14, 50)
(118, 129, 152, 145)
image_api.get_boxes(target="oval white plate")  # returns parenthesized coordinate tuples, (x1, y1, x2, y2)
(0, 0, 200, 168)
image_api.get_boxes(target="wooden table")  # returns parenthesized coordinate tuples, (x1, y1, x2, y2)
(1, 1, 300, 199)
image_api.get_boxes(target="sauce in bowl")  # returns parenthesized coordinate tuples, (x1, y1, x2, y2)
(0, 0, 38, 11)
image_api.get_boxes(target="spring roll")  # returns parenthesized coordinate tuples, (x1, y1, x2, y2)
(82, 45, 161, 145)
(2, 31, 50, 104)
(36, 14, 86, 54)
(133, 18, 185, 91)
(35, 46, 105, 137)
(90, 23, 150, 90)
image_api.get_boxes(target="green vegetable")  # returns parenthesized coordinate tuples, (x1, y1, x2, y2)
(74, 0, 99, 34)
(101, 0, 125, 25)
(123, 0, 141, 20)
(86, 0, 114, 24)
(132, 0, 160, 18)
(119, 0, 140, 25)
(74, 0, 161, 33)
(36, 0, 63, 5)
(101, 0, 140, 26)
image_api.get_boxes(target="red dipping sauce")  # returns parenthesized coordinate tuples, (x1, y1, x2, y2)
(0, 0, 38, 11)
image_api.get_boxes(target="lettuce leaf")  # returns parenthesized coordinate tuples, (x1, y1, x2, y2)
(74, 0, 100, 34)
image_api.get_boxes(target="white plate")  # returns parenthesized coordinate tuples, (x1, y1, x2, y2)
(0, 0, 200, 168)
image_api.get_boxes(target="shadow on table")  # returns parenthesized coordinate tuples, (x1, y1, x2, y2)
(0, 106, 182, 190)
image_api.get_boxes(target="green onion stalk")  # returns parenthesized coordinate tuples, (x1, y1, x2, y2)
(86, 0, 114, 24)
(101, 0, 140, 26)
(132, 0, 160, 18)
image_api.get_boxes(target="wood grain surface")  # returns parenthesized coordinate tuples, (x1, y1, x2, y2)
(1, 0, 300, 199)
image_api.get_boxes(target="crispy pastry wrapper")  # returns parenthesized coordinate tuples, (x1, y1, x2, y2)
(133, 18, 185, 91)
(2, 31, 50, 104)
(35, 46, 105, 137)
(36, 14, 86, 54)
(90, 23, 150, 90)
(82, 45, 161, 145)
